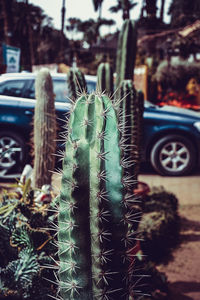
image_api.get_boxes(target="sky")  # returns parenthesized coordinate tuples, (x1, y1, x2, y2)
(29, 0, 172, 37)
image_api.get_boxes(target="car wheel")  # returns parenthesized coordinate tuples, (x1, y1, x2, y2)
(0, 131, 26, 175)
(150, 134, 196, 176)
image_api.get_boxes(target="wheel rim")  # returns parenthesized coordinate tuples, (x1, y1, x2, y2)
(159, 141, 190, 173)
(0, 136, 22, 169)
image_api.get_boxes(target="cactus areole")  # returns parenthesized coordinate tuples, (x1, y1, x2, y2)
(58, 93, 138, 299)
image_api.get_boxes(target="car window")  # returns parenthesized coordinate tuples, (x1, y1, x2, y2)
(28, 79, 69, 103)
(87, 81, 96, 93)
(53, 80, 69, 103)
(0, 80, 26, 97)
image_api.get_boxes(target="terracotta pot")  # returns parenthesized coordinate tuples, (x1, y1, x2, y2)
(134, 181, 150, 197)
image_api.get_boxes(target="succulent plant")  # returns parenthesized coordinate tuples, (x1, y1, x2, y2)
(56, 92, 142, 299)
(67, 67, 87, 101)
(97, 62, 114, 96)
(0, 181, 57, 299)
(33, 68, 57, 189)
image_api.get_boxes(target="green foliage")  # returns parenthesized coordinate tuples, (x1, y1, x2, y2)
(33, 68, 57, 188)
(57, 93, 142, 299)
(154, 60, 200, 92)
(138, 187, 180, 263)
(0, 183, 57, 299)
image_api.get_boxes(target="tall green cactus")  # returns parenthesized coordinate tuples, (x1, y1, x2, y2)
(97, 62, 114, 96)
(67, 67, 87, 101)
(115, 19, 137, 98)
(119, 80, 144, 182)
(33, 68, 56, 188)
(57, 93, 140, 299)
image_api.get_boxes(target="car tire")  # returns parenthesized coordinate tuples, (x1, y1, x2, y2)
(0, 131, 27, 175)
(150, 134, 196, 176)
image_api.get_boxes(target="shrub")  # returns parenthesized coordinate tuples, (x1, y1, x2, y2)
(138, 187, 180, 263)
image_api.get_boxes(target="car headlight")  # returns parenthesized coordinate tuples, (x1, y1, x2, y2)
(194, 121, 200, 132)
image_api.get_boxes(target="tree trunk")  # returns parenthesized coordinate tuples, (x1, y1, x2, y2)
(160, 0, 165, 21)
(25, 0, 35, 68)
(2, 0, 14, 45)
(122, 0, 130, 20)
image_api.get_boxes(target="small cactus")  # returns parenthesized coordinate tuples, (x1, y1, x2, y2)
(57, 93, 141, 299)
(97, 62, 114, 96)
(66, 67, 87, 101)
(33, 68, 56, 189)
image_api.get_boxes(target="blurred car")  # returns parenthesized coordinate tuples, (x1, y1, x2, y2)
(0, 72, 96, 178)
(0, 72, 200, 178)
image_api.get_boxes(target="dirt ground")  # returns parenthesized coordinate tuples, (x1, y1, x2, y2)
(157, 205, 200, 300)
(140, 168, 200, 300)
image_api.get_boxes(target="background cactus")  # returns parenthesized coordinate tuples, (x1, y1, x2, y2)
(114, 18, 144, 185)
(57, 93, 142, 299)
(115, 19, 137, 97)
(33, 68, 56, 189)
(97, 62, 114, 96)
(66, 67, 87, 101)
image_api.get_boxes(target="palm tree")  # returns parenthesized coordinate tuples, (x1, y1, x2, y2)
(68, 18, 115, 46)
(109, 0, 138, 20)
(145, 0, 157, 18)
(92, 0, 104, 19)
(61, 0, 66, 35)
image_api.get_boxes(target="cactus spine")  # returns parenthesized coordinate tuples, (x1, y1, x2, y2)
(33, 68, 56, 188)
(67, 67, 87, 101)
(57, 93, 138, 299)
(97, 62, 114, 96)
(115, 19, 137, 97)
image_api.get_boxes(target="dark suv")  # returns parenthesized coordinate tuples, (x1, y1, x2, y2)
(0, 72, 200, 178)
